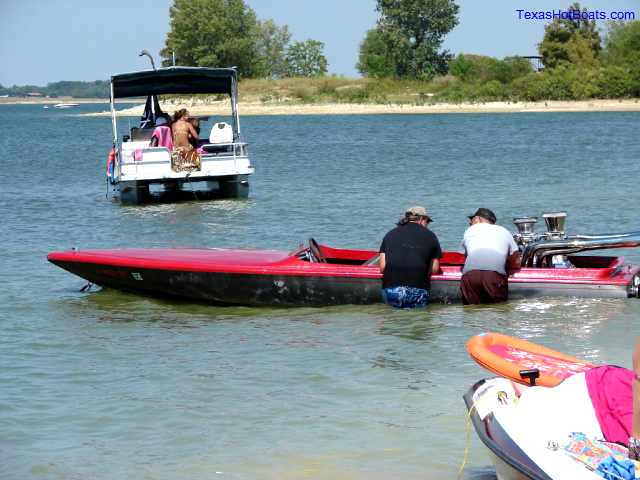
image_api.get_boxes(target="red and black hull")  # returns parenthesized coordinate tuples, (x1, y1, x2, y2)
(47, 247, 640, 307)
(49, 259, 383, 306)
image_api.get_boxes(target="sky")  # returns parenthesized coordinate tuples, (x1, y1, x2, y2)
(1, 0, 638, 86)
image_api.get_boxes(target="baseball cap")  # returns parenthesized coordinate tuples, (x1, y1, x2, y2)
(406, 205, 433, 222)
(468, 208, 497, 224)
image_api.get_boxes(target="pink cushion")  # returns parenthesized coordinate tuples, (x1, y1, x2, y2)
(151, 126, 173, 150)
(585, 365, 633, 445)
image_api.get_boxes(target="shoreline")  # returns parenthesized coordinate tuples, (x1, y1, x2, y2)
(0, 97, 119, 105)
(3, 96, 640, 115)
(87, 98, 640, 116)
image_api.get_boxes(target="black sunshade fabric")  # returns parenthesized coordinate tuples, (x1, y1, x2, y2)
(111, 67, 236, 98)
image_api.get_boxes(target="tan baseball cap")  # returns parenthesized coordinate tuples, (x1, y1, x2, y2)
(406, 205, 433, 222)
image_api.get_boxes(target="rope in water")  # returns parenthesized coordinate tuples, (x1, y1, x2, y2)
(458, 395, 492, 479)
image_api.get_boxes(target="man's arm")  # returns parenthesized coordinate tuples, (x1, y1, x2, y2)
(431, 258, 440, 275)
(188, 122, 199, 140)
(379, 253, 386, 273)
(507, 251, 522, 271)
(508, 230, 521, 267)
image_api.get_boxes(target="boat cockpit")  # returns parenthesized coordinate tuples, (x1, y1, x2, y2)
(293, 211, 640, 274)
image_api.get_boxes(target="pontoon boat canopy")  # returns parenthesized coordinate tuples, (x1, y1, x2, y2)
(111, 67, 237, 98)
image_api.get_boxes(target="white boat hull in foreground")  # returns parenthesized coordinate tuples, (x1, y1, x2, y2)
(463, 377, 631, 480)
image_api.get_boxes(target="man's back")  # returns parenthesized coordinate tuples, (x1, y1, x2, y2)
(462, 223, 518, 275)
(380, 223, 441, 289)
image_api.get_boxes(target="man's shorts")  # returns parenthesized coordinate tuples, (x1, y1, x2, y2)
(382, 287, 429, 309)
(460, 270, 508, 305)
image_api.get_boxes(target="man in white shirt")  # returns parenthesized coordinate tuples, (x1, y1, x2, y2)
(461, 208, 521, 304)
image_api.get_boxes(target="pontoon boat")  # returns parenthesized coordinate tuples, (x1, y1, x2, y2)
(107, 67, 253, 204)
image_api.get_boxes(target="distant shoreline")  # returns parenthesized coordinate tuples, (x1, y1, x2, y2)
(85, 98, 640, 116)
(0, 97, 113, 105)
(3, 96, 640, 115)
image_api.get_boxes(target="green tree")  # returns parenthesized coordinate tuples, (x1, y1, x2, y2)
(604, 20, 640, 66)
(254, 19, 291, 78)
(599, 65, 634, 97)
(284, 40, 328, 77)
(359, 0, 459, 78)
(565, 34, 599, 67)
(449, 54, 532, 84)
(357, 28, 396, 78)
(449, 54, 474, 81)
(539, 2, 601, 69)
(161, 0, 260, 77)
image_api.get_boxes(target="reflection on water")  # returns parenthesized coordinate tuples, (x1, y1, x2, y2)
(463, 467, 498, 480)
(376, 312, 445, 342)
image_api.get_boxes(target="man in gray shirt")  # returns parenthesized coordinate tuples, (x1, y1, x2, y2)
(461, 208, 520, 304)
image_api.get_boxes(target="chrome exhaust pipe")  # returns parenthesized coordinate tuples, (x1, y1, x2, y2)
(521, 231, 640, 267)
(629, 274, 640, 298)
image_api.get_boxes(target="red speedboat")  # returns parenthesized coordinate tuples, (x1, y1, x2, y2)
(48, 213, 640, 306)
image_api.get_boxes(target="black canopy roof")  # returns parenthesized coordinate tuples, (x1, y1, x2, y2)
(111, 67, 237, 98)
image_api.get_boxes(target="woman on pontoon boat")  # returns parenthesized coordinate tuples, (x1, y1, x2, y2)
(171, 108, 199, 154)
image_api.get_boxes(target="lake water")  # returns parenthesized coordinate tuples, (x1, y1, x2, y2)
(1, 104, 639, 480)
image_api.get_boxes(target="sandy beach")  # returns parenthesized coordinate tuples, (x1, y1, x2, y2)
(3, 96, 640, 115)
(81, 98, 640, 116)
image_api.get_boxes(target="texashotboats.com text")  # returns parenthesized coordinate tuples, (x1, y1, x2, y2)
(516, 9, 636, 21)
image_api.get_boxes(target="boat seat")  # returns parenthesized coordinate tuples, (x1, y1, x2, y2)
(201, 144, 233, 155)
(130, 127, 155, 141)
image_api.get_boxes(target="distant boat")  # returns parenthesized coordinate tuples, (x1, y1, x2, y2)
(53, 103, 80, 109)
(106, 66, 252, 204)
(43, 105, 49, 109)
(0, 94, 8, 98)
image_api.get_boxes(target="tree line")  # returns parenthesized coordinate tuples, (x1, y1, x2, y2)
(438, 2, 640, 101)
(160, 0, 640, 101)
(160, 0, 328, 78)
(0, 80, 110, 99)
(4, 0, 639, 102)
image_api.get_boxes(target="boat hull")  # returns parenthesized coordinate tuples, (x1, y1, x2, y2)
(49, 259, 383, 306)
(47, 247, 640, 306)
(491, 451, 534, 480)
(464, 380, 552, 480)
(116, 174, 250, 204)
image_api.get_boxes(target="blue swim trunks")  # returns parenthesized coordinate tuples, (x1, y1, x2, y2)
(382, 287, 429, 309)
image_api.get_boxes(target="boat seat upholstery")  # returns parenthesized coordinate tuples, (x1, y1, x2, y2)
(201, 144, 233, 154)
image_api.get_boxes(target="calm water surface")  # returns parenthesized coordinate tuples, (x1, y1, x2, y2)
(1, 104, 639, 480)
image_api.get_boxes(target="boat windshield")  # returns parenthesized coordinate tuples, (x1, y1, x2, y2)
(289, 244, 312, 261)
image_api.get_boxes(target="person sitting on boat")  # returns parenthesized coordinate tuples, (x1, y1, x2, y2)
(171, 108, 199, 153)
(149, 115, 173, 149)
(188, 117, 200, 150)
(155, 113, 171, 127)
(379, 206, 442, 309)
(460, 208, 520, 304)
